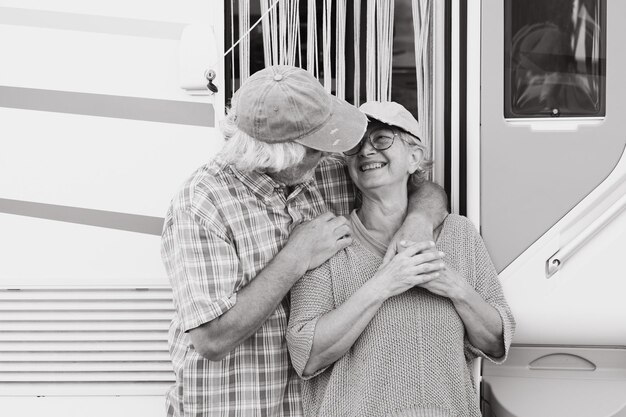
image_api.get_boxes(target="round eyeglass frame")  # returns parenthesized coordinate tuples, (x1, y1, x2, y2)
(343, 128, 408, 156)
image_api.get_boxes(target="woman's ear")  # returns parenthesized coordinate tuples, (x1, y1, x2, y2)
(407, 147, 423, 174)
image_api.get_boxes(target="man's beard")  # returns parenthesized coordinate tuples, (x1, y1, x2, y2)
(270, 164, 317, 186)
(269, 155, 327, 186)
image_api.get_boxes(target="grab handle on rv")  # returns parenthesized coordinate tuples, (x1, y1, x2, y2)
(546, 193, 626, 278)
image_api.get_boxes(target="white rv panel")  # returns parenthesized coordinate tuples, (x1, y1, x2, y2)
(0, 397, 167, 417)
(0, 0, 223, 414)
(0, 24, 192, 101)
(0, 1, 212, 25)
(0, 109, 221, 217)
(0, 214, 166, 285)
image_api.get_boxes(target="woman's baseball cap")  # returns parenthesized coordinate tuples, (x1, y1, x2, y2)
(232, 65, 367, 153)
(359, 101, 423, 141)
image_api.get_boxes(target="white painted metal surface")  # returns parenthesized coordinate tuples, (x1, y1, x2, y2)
(466, 0, 481, 227)
(0, 109, 219, 217)
(546, 192, 626, 278)
(500, 149, 626, 346)
(431, 0, 446, 187)
(0, 1, 223, 415)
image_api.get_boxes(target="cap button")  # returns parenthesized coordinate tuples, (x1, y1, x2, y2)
(273, 74, 283, 81)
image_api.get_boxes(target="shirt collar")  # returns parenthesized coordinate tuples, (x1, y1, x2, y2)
(229, 165, 281, 201)
(228, 162, 318, 202)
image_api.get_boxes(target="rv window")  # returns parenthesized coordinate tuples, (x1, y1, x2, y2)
(504, 0, 606, 118)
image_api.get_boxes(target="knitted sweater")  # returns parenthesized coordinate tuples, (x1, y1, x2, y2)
(286, 214, 515, 417)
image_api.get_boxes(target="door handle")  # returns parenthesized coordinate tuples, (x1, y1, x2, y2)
(546, 193, 626, 278)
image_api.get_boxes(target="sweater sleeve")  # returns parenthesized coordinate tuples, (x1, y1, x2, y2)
(286, 259, 336, 380)
(463, 220, 516, 364)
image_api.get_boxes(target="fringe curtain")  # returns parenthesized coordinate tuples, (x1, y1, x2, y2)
(306, 0, 319, 77)
(353, 0, 362, 106)
(238, 0, 251, 84)
(365, 0, 394, 102)
(335, 0, 347, 100)
(259, 0, 300, 68)
(412, 0, 433, 156)
(238, 0, 433, 147)
(260, 0, 279, 66)
(322, 0, 333, 92)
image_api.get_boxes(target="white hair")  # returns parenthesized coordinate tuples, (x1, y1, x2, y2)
(217, 107, 308, 173)
(397, 130, 433, 183)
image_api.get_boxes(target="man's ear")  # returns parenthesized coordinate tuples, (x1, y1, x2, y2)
(407, 147, 423, 174)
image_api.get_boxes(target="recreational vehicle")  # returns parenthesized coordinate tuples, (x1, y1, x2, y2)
(0, 0, 624, 415)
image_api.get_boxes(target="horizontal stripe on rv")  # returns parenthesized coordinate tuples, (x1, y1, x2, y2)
(0, 87, 215, 127)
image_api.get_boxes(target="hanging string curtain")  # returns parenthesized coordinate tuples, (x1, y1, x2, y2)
(233, 0, 408, 104)
(260, 0, 301, 68)
(230, 0, 434, 145)
(377, 0, 394, 101)
(230, 0, 236, 91)
(306, 0, 319, 77)
(353, 0, 362, 106)
(260, 0, 280, 66)
(335, 0, 347, 100)
(411, 0, 433, 156)
(321, 0, 333, 92)
(365, 0, 376, 100)
(279, 0, 301, 65)
(238, 0, 251, 84)
(364, 0, 395, 101)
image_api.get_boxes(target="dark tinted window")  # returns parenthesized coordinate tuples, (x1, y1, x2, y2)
(505, 0, 605, 118)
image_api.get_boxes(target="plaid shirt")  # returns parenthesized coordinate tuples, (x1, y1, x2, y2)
(161, 155, 355, 416)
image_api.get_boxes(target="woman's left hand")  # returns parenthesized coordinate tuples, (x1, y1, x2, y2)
(417, 263, 470, 301)
(419, 262, 506, 358)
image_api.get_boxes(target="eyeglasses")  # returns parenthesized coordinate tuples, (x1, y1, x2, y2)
(343, 130, 400, 156)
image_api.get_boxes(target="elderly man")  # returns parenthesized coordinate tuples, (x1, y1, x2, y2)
(161, 65, 447, 416)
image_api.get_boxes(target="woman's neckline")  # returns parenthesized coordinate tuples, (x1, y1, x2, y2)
(349, 210, 450, 259)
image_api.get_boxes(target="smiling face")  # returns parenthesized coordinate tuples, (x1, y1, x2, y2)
(346, 123, 423, 195)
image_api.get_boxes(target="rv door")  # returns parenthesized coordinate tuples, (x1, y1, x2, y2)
(471, 0, 626, 415)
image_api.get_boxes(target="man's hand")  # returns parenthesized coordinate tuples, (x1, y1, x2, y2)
(382, 213, 443, 265)
(189, 212, 351, 361)
(382, 181, 448, 265)
(283, 212, 353, 274)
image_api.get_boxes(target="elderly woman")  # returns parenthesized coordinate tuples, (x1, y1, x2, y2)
(286, 101, 515, 417)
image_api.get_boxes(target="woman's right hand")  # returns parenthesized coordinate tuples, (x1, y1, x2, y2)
(371, 241, 445, 299)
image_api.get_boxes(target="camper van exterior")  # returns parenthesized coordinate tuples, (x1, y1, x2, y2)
(0, 1, 624, 416)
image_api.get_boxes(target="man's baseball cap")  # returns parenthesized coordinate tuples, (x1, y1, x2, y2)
(358, 101, 423, 141)
(232, 65, 367, 153)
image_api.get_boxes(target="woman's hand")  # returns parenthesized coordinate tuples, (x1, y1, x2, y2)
(418, 264, 505, 358)
(417, 263, 470, 300)
(371, 241, 445, 300)
(295, 242, 443, 377)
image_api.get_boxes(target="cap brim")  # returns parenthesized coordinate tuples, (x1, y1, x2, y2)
(294, 96, 367, 153)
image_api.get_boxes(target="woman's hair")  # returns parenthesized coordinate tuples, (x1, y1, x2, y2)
(218, 104, 308, 173)
(398, 129, 433, 184)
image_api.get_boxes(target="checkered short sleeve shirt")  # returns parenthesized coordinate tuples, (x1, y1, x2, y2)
(161, 155, 356, 417)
